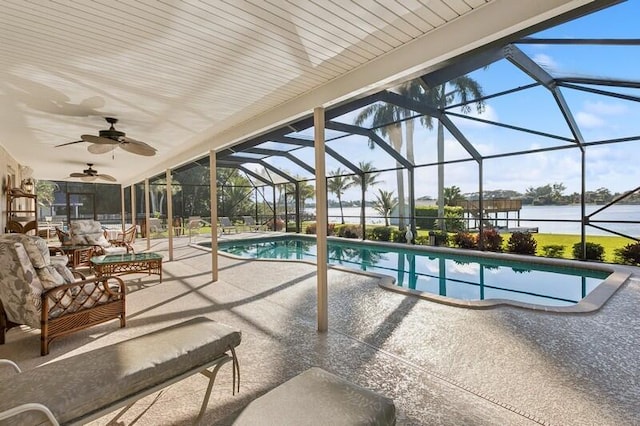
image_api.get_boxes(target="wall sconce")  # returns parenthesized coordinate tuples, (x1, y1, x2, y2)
(21, 178, 34, 193)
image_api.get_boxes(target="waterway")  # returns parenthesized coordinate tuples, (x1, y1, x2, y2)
(316, 204, 640, 236)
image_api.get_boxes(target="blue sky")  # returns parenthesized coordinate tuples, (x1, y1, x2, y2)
(257, 1, 640, 201)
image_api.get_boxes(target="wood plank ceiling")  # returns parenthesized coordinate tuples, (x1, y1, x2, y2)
(0, 0, 598, 184)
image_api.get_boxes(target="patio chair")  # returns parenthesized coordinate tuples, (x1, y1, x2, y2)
(109, 224, 137, 253)
(0, 234, 126, 355)
(242, 216, 263, 232)
(187, 216, 210, 242)
(69, 219, 129, 255)
(219, 217, 239, 234)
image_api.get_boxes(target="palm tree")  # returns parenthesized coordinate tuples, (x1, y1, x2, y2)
(443, 185, 464, 206)
(327, 168, 353, 224)
(149, 177, 182, 216)
(400, 76, 484, 229)
(351, 161, 382, 228)
(35, 180, 58, 217)
(354, 103, 407, 229)
(373, 189, 398, 226)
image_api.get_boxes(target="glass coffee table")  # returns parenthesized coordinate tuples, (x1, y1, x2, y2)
(91, 252, 163, 282)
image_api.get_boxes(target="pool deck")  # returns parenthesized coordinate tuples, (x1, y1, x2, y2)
(1, 232, 639, 425)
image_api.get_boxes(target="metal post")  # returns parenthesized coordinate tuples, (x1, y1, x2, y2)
(478, 160, 484, 250)
(166, 169, 173, 261)
(210, 151, 218, 281)
(314, 107, 328, 333)
(408, 167, 416, 242)
(273, 185, 277, 231)
(360, 173, 366, 240)
(580, 149, 586, 259)
(144, 179, 150, 251)
(130, 185, 136, 235)
(296, 181, 301, 234)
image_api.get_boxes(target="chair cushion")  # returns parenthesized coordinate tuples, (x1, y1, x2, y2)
(230, 367, 396, 426)
(0, 234, 50, 268)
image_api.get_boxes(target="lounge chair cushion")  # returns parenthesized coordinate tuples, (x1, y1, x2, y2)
(230, 367, 396, 425)
(0, 317, 242, 425)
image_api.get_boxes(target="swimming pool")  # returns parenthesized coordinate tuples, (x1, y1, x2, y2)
(201, 235, 623, 310)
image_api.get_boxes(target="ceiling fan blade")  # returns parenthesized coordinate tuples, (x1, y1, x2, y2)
(55, 140, 84, 148)
(70, 172, 86, 178)
(80, 175, 97, 181)
(97, 174, 116, 182)
(120, 141, 156, 156)
(88, 143, 117, 154)
(81, 134, 119, 145)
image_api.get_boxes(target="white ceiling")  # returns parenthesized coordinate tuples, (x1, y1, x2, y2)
(0, 0, 605, 185)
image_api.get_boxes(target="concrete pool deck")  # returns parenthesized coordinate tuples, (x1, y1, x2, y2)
(1, 234, 638, 425)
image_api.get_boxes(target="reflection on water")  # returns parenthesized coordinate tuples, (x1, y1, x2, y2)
(218, 238, 608, 307)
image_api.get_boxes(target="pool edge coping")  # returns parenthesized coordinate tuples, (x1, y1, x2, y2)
(194, 235, 634, 313)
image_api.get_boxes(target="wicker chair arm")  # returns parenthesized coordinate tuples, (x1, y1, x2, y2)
(72, 270, 86, 280)
(41, 276, 126, 314)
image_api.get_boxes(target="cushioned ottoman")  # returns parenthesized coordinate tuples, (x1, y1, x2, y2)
(230, 367, 396, 425)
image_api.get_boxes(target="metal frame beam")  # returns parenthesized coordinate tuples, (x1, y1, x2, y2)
(245, 147, 316, 175)
(220, 157, 297, 183)
(325, 121, 413, 169)
(273, 136, 362, 175)
(504, 44, 584, 146)
(380, 90, 482, 162)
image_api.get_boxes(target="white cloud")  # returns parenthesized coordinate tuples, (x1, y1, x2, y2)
(583, 100, 628, 116)
(532, 53, 558, 72)
(576, 111, 605, 128)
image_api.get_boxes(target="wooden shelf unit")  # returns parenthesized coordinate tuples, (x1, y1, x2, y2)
(5, 188, 38, 235)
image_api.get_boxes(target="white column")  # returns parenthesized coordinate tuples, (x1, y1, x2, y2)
(130, 185, 136, 232)
(210, 150, 218, 282)
(120, 186, 125, 230)
(314, 107, 328, 332)
(166, 169, 174, 261)
(144, 179, 151, 251)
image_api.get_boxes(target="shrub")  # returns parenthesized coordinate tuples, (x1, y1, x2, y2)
(304, 222, 336, 236)
(415, 206, 464, 231)
(335, 224, 362, 239)
(266, 218, 285, 231)
(614, 242, 640, 265)
(415, 235, 429, 245)
(572, 242, 605, 261)
(480, 229, 503, 252)
(453, 232, 477, 249)
(433, 230, 449, 246)
(368, 226, 393, 242)
(392, 228, 408, 243)
(507, 232, 537, 255)
(542, 244, 565, 258)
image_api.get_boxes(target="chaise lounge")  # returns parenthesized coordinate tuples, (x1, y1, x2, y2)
(0, 317, 242, 425)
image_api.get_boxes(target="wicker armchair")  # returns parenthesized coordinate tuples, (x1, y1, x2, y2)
(69, 220, 129, 255)
(0, 234, 126, 355)
(109, 225, 137, 253)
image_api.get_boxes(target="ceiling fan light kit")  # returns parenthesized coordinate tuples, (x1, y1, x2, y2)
(56, 117, 157, 156)
(69, 163, 116, 182)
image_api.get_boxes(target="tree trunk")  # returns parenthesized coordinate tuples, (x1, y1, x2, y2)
(389, 124, 405, 230)
(338, 194, 345, 224)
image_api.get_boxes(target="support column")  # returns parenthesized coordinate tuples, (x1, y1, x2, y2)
(120, 186, 125, 230)
(408, 167, 416, 242)
(210, 150, 218, 282)
(144, 179, 151, 251)
(580, 149, 586, 259)
(130, 185, 136, 235)
(314, 106, 328, 333)
(166, 169, 174, 261)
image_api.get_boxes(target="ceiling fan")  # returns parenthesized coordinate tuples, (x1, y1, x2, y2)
(56, 117, 157, 156)
(69, 164, 116, 182)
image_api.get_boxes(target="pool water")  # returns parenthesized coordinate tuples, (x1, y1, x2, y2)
(209, 236, 610, 307)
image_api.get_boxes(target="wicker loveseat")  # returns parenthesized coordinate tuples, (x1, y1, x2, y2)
(68, 220, 129, 255)
(0, 234, 126, 355)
